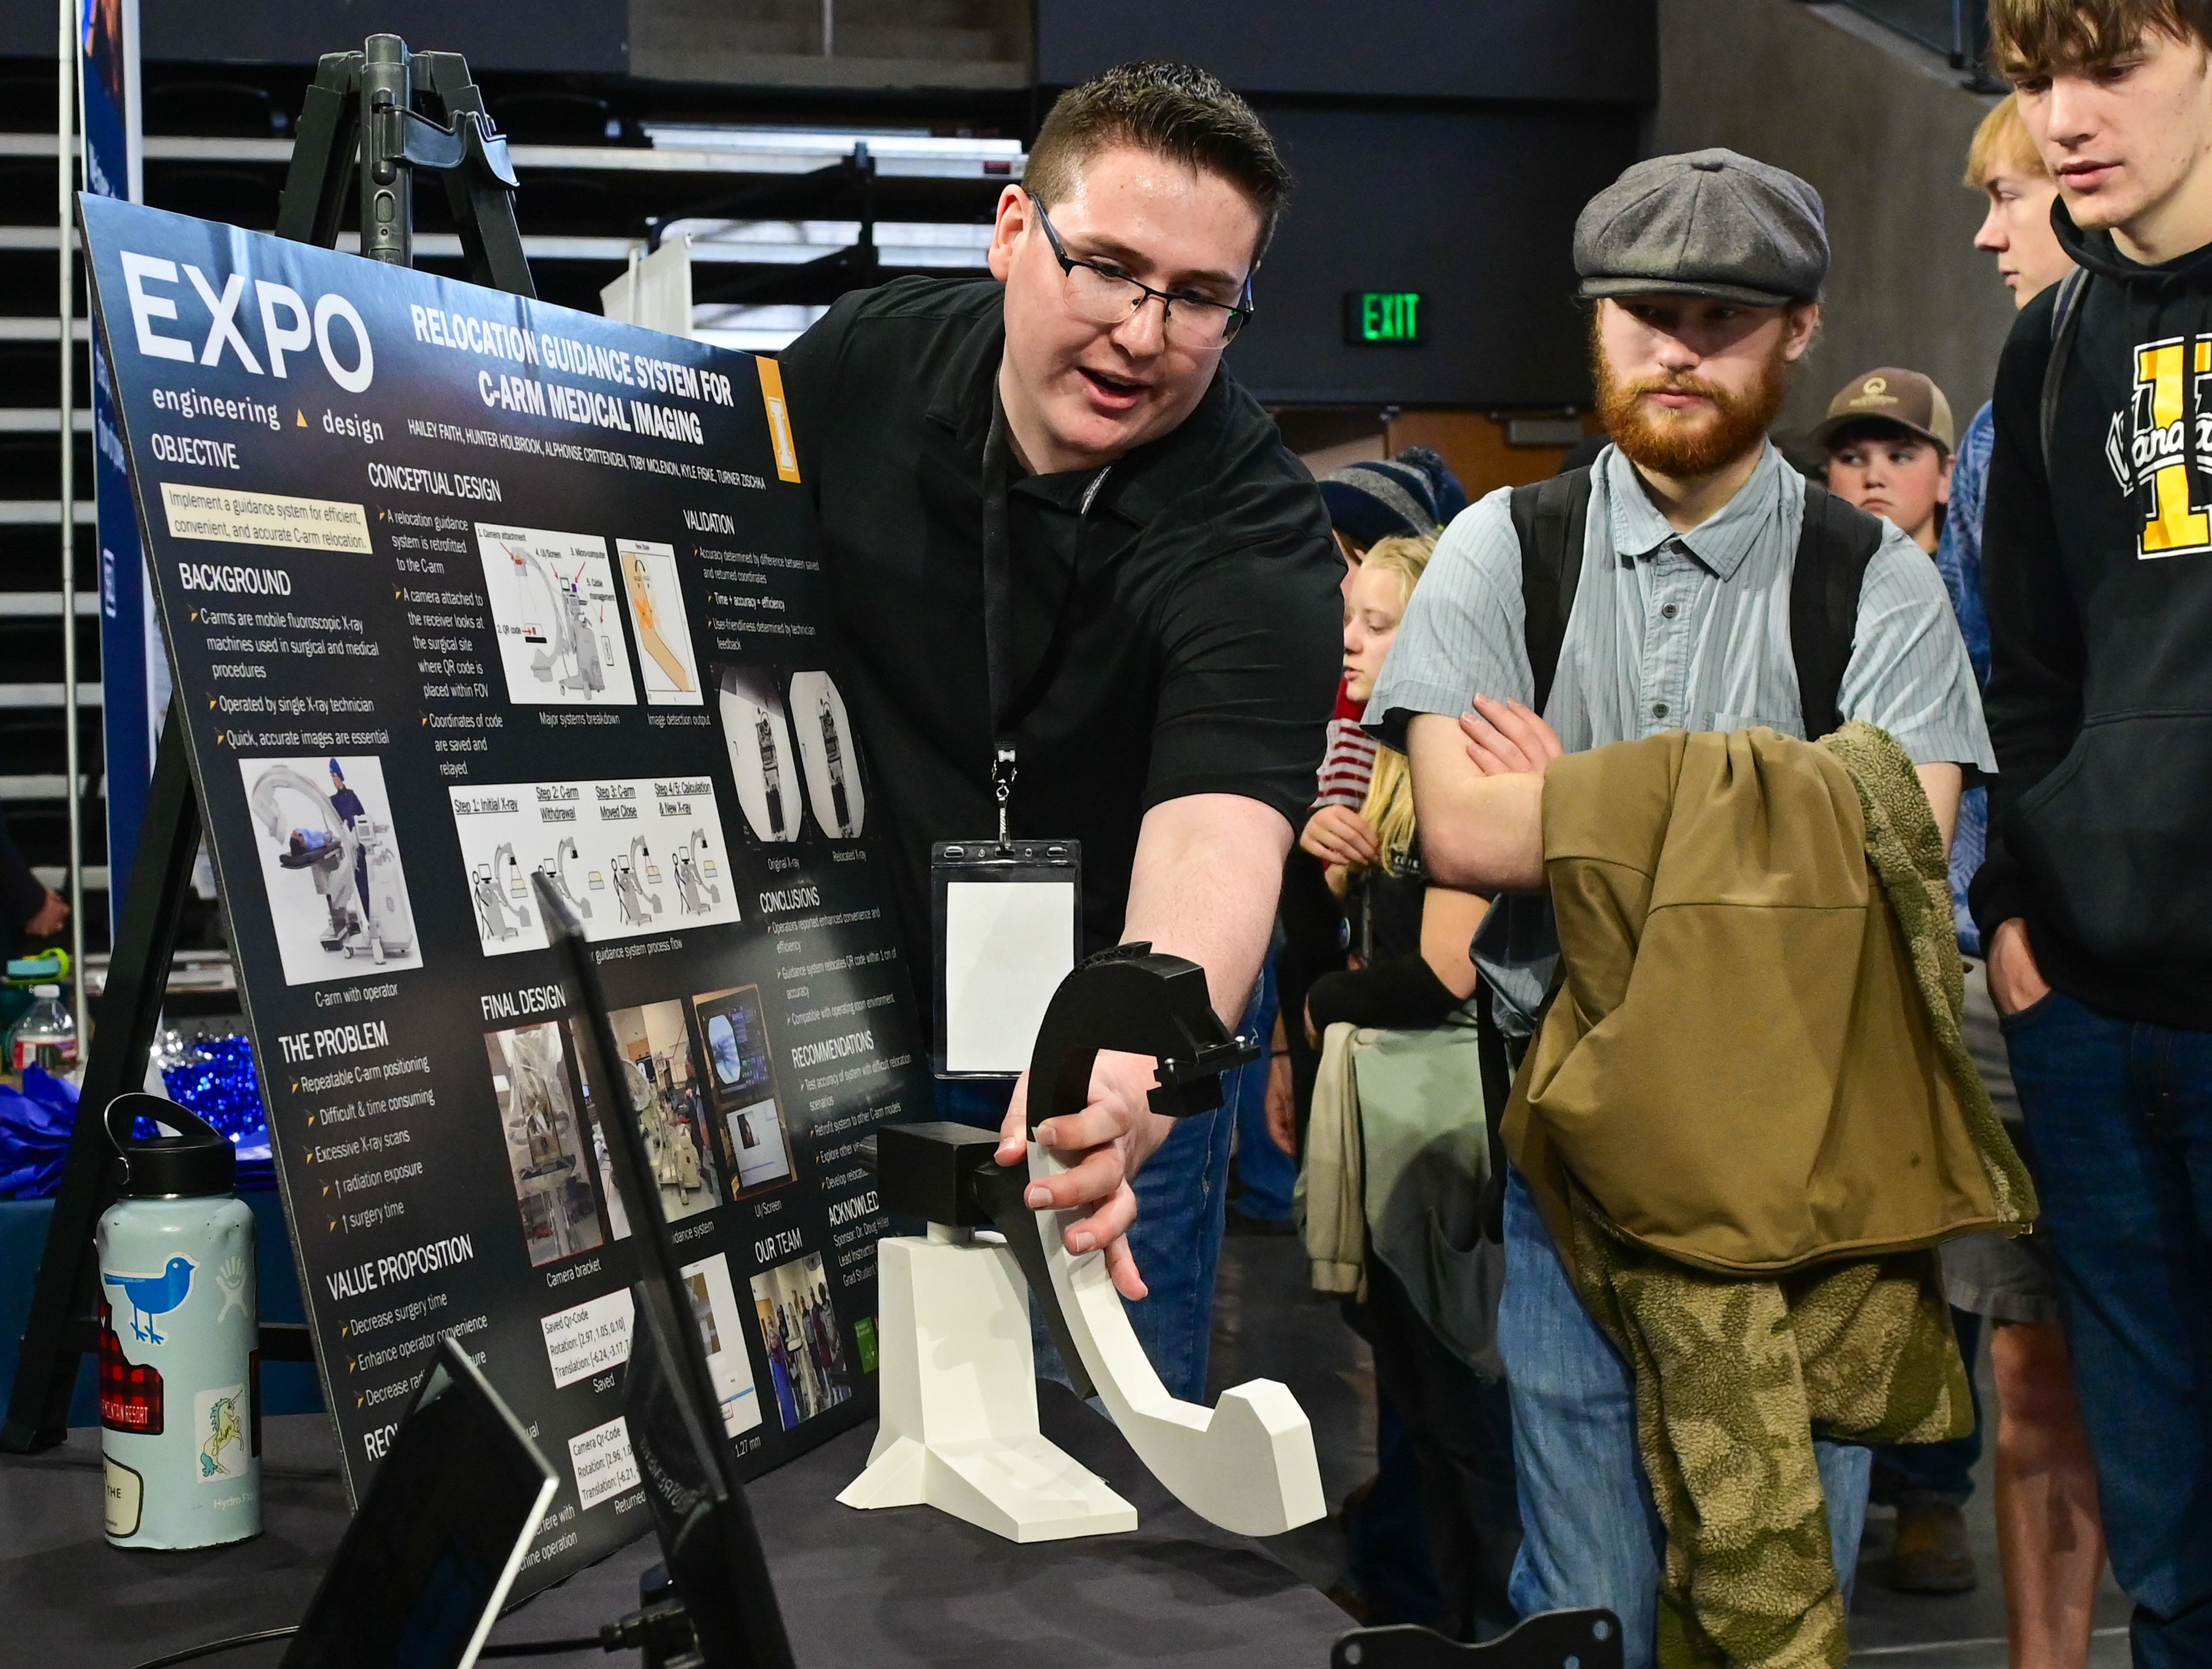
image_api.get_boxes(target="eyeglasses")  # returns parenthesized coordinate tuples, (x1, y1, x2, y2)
(1028, 191, 1253, 349)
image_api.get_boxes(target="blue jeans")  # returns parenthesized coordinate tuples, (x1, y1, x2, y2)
(1230, 957, 1297, 1221)
(934, 1076, 1233, 1405)
(1498, 1168, 1870, 1669)
(2001, 990, 2212, 1669)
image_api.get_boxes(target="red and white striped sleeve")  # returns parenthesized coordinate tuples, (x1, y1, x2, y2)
(1312, 718, 1377, 809)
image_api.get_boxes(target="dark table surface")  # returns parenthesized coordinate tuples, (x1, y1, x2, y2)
(1, 1383, 1351, 1668)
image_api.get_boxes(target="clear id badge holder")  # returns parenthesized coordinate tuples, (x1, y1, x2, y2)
(931, 832, 1080, 1080)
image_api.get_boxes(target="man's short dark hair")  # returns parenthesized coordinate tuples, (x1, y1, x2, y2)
(1991, 0, 2212, 79)
(1025, 61, 1291, 259)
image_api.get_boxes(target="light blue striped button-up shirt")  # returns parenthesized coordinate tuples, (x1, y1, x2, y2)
(1366, 439, 1993, 1026)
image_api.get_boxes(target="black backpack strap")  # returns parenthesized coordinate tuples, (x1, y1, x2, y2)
(1789, 481, 1887, 741)
(1507, 466, 1594, 714)
(1473, 981, 1512, 1244)
(2040, 267, 2090, 480)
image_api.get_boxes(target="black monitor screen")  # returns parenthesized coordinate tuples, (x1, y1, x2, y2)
(282, 1341, 558, 1669)
(625, 1277, 793, 1669)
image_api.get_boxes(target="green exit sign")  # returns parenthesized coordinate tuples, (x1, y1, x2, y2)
(1345, 290, 1425, 346)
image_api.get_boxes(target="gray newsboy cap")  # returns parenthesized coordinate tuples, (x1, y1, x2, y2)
(1575, 148, 1828, 306)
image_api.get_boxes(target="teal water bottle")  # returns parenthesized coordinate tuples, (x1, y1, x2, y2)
(96, 1093, 260, 1549)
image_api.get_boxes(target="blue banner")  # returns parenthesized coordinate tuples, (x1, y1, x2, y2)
(79, 0, 158, 926)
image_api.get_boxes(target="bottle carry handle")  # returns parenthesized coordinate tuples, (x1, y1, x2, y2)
(104, 1092, 226, 1192)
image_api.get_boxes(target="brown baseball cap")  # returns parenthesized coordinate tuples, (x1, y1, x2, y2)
(1812, 367, 1955, 453)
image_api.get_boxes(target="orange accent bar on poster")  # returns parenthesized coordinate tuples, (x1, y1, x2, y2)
(755, 358, 801, 484)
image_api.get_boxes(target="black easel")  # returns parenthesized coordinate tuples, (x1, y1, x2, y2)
(0, 705, 305, 1450)
(1, 35, 532, 1453)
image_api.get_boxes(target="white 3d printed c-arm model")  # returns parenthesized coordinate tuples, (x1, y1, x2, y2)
(839, 947, 1327, 1543)
(1025, 1139, 1325, 1537)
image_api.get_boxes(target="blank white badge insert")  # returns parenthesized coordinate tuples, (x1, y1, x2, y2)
(942, 879, 1076, 1074)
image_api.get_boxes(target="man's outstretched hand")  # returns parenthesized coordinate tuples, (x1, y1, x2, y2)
(995, 1048, 1172, 1301)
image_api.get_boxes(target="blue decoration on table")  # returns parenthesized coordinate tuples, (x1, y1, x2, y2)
(0, 1066, 79, 1200)
(0, 1032, 273, 1201)
(160, 1033, 274, 1185)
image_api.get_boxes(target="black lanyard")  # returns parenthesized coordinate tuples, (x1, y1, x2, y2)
(980, 395, 1019, 848)
(978, 395, 1111, 848)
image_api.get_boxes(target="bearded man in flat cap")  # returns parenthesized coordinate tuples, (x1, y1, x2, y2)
(1363, 150, 1992, 1665)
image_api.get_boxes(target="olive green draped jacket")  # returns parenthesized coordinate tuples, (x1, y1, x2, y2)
(1503, 724, 2035, 1669)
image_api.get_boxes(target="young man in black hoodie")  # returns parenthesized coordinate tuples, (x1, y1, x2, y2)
(1979, 5, 2212, 1664)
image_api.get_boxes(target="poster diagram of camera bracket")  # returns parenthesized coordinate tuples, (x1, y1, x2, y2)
(484, 1019, 607, 1269)
(237, 755, 423, 985)
(714, 664, 800, 845)
(789, 670, 865, 839)
(617, 539, 703, 707)
(448, 775, 740, 956)
(476, 522, 638, 707)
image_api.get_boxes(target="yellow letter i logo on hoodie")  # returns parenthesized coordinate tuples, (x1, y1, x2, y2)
(2131, 336, 2212, 557)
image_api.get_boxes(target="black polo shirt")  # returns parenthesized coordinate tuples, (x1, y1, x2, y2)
(776, 276, 1341, 1015)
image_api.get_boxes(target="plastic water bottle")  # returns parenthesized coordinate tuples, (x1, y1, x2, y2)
(6, 984, 77, 1074)
(96, 1093, 259, 1549)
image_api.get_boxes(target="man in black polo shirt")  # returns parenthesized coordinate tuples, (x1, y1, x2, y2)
(778, 61, 1340, 1398)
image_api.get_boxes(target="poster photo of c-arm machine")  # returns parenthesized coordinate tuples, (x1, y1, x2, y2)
(79, 192, 930, 1596)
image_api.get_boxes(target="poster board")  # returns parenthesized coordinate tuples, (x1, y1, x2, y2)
(79, 195, 924, 1592)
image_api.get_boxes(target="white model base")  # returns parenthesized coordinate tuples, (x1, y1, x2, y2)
(838, 1229, 1137, 1543)
(1029, 1147, 1327, 1538)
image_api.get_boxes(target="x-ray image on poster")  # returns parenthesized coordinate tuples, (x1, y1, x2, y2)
(82, 194, 923, 1599)
(485, 1020, 606, 1268)
(714, 664, 798, 844)
(789, 670, 863, 839)
(234, 756, 422, 984)
(477, 523, 638, 707)
(618, 539, 702, 706)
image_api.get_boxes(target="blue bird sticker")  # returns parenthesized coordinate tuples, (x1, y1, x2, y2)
(101, 1257, 196, 1345)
